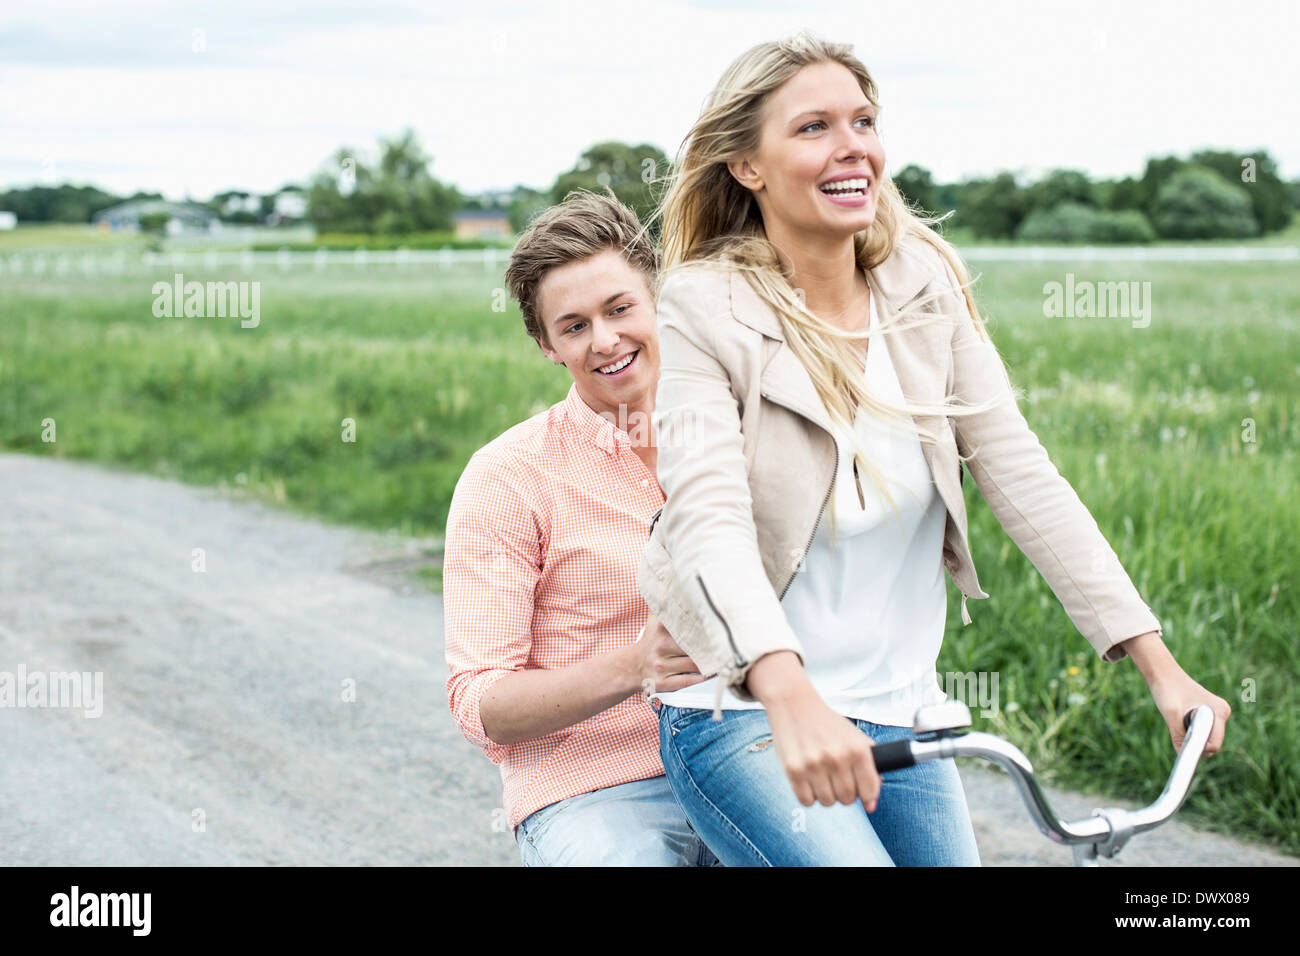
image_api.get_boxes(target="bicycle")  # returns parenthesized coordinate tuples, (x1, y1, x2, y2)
(870, 701, 1217, 866)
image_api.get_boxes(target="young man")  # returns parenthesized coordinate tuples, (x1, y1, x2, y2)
(443, 189, 718, 866)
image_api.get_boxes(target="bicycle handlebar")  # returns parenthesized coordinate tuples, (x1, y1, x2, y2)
(870, 704, 1216, 864)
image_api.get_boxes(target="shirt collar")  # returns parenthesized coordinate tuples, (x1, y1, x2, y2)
(563, 382, 628, 457)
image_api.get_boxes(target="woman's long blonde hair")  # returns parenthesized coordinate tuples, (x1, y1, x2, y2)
(640, 30, 1009, 540)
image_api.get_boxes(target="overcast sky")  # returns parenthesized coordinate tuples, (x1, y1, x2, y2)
(2, 0, 1297, 200)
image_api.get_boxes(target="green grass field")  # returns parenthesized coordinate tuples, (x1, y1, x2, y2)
(2, 254, 1296, 854)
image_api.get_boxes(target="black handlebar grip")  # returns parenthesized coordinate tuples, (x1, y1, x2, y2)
(870, 740, 916, 773)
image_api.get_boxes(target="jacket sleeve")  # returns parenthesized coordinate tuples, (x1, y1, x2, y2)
(939, 254, 1162, 662)
(648, 269, 805, 698)
(443, 450, 540, 759)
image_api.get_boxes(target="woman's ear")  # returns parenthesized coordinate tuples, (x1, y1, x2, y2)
(727, 157, 764, 193)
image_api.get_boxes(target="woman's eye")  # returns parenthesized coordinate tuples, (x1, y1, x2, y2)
(612, 304, 631, 315)
(800, 117, 875, 133)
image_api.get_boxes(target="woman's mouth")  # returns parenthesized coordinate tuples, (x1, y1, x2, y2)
(595, 350, 639, 378)
(819, 177, 871, 207)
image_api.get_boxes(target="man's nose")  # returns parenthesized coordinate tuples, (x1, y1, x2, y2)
(590, 318, 619, 353)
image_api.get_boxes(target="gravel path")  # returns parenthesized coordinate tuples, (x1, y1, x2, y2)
(0, 452, 1291, 867)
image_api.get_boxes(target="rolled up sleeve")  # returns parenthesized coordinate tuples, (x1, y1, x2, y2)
(443, 451, 540, 759)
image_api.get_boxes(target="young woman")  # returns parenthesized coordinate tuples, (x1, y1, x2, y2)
(635, 32, 1231, 866)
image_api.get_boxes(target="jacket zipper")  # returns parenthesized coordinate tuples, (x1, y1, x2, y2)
(696, 571, 747, 671)
(696, 571, 746, 722)
(779, 441, 836, 601)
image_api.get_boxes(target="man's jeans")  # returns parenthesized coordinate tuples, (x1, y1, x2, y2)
(515, 775, 724, 866)
(658, 703, 983, 867)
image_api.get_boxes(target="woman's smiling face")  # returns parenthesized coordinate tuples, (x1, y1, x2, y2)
(732, 60, 886, 243)
(535, 247, 659, 420)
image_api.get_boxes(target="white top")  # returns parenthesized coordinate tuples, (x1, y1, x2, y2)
(652, 294, 950, 726)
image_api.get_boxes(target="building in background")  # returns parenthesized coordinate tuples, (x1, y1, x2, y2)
(93, 199, 219, 235)
(453, 207, 511, 239)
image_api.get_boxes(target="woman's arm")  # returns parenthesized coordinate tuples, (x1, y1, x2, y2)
(939, 254, 1229, 755)
(649, 268, 882, 810)
(1112, 631, 1231, 754)
(647, 267, 807, 691)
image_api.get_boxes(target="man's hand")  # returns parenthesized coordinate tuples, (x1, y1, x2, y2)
(628, 613, 710, 698)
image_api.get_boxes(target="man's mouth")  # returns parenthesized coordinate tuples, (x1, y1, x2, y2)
(595, 350, 639, 376)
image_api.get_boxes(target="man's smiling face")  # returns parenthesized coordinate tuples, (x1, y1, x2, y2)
(536, 247, 659, 421)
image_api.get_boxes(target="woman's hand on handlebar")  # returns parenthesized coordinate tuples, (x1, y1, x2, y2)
(746, 651, 881, 812)
(1147, 668, 1231, 756)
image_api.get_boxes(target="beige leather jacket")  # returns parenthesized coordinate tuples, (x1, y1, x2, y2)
(637, 231, 1162, 718)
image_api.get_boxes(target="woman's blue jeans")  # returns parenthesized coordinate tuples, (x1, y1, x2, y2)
(657, 702, 982, 867)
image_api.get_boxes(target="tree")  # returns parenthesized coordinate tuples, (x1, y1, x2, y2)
(549, 141, 670, 237)
(893, 164, 941, 216)
(507, 186, 549, 233)
(1016, 202, 1155, 243)
(1150, 166, 1259, 239)
(1137, 155, 1187, 213)
(1189, 150, 1292, 233)
(1025, 169, 1096, 212)
(956, 173, 1028, 238)
(306, 129, 462, 234)
(1098, 176, 1142, 211)
(0, 184, 123, 223)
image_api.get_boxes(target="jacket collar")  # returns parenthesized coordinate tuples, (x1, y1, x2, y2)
(727, 232, 936, 341)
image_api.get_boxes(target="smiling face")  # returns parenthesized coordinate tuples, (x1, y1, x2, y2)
(535, 247, 659, 421)
(730, 60, 886, 245)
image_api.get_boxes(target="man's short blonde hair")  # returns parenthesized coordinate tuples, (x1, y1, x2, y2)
(504, 187, 659, 349)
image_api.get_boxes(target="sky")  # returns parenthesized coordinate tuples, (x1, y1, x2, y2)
(2, 0, 1298, 201)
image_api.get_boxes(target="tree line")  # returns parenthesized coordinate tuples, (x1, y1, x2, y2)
(3, 131, 1294, 244)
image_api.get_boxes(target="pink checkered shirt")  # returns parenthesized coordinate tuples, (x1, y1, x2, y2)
(443, 382, 667, 832)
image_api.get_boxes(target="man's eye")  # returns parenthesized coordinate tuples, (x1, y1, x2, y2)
(612, 304, 630, 315)
(567, 322, 585, 334)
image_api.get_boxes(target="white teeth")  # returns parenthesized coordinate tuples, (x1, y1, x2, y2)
(597, 352, 636, 374)
(820, 177, 869, 194)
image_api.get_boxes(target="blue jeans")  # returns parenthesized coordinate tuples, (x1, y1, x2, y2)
(657, 703, 982, 867)
(514, 775, 725, 866)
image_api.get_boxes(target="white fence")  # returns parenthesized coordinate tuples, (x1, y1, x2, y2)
(0, 244, 1296, 278)
(0, 246, 512, 277)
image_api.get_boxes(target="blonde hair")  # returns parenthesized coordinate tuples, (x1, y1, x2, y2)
(639, 30, 1007, 541)
(505, 187, 660, 350)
